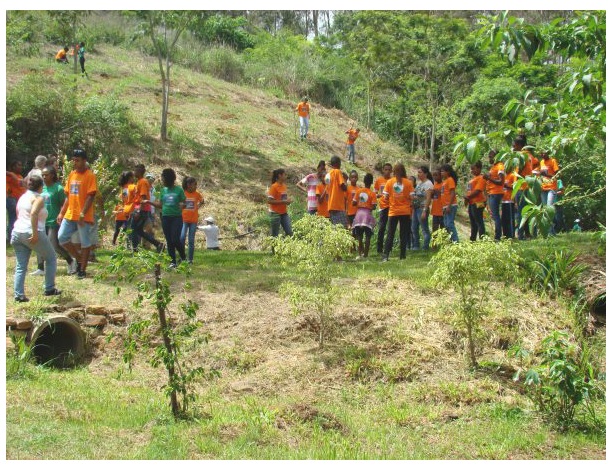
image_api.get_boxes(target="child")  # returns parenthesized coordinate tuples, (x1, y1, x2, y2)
(181, 176, 205, 264)
(352, 173, 377, 258)
(112, 203, 128, 245)
(198, 216, 220, 250)
(346, 170, 359, 229)
(431, 169, 444, 233)
(315, 172, 329, 218)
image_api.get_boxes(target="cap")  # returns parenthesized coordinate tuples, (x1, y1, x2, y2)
(145, 173, 155, 180)
(204, 216, 215, 224)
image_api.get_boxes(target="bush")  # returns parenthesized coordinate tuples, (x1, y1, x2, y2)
(199, 45, 245, 83)
(527, 249, 586, 297)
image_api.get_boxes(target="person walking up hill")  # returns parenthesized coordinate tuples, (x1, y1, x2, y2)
(295, 97, 311, 140)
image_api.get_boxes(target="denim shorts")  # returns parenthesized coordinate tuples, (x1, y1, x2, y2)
(58, 219, 94, 248)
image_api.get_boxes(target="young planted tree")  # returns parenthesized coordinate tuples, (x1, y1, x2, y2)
(430, 231, 518, 367)
(269, 215, 355, 348)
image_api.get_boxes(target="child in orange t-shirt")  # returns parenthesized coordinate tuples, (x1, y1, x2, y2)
(181, 176, 205, 264)
(464, 161, 487, 241)
(430, 169, 445, 233)
(267, 169, 293, 237)
(112, 203, 128, 245)
(440, 164, 459, 242)
(352, 173, 377, 258)
(315, 176, 330, 218)
(346, 170, 359, 228)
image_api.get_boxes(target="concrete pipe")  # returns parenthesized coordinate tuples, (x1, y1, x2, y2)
(590, 292, 606, 325)
(29, 315, 85, 367)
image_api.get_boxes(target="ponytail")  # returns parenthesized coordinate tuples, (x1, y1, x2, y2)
(271, 168, 285, 184)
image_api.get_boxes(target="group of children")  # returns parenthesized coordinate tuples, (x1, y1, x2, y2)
(112, 167, 220, 266)
(268, 135, 567, 260)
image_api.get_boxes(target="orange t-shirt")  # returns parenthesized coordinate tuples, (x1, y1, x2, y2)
(540, 158, 559, 191)
(326, 168, 346, 212)
(467, 175, 486, 204)
(121, 183, 137, 215)
(440, 176, 457, 208)
(114, 203, 128, 222)
(55, 49, 67, 60)
(374, 177, 390, 210)
(383, 177, 414, 217)
(64, 169, 97, 223)
(355, 187, 376, 210)
(503, 172, 517, 202)
(7, 173, 26, 199)
(296, 102, 310, 117)
(182, 190, 204, 223)
(268, 182, 288, 215)
(135, 177, 152, 212)
(431, 181, 443, 216)
(486, 162, 505, 195)
(316, 183, 329, 218)
(346, 129, 359, 145)
(346, 184, 359, 216)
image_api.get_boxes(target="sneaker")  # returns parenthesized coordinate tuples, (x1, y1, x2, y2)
(67, 261, 78, 275)
(156, 243, 166, 254)
(15, 296, 29, 303)
(168, 262, 177, 269)
(76, 270, 87, 280)
(30, 269, 45, 276)
(44, 288, 62, 296)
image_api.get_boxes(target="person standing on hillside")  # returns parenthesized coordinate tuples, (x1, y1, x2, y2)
(440, 164, 459, 243)
(464, 161, 487, 241)
(352, 173, 377, 258)
(482, 150, 505, 241)
(374, 163, 393, 254)
(345, 127, 360, 163)
(56, 149, 97, 279)
(295, 97, 311, 140)
(430, 169, 445, 234)
(7, 160, 27, 240)
(267, 168, 293, 237)
(180, 176, 205, 265)
(326, 155, 348, 227)
(382, 163, 414, 261)
(131, 164, 165, 253)
(346, 170, 359, 229)
(411, 166, 434, 251)
(296, 160, 326, 215)
(77, 41, 87, 77)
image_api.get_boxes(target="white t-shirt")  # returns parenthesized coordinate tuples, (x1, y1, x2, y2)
(413, 179, 433, 209)
(201, 224, 220, 248)
(13, 190, 47, 233)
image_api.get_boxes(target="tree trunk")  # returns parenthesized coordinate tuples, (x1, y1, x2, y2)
(429, 109, 436, 169)
(312, 10, 319, 37)
(155, 263, 180, 418)
(466, 322, 477, 368)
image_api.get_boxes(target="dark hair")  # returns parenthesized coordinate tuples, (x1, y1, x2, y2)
(182, 176, 196, 190)
(382, 163, 392, 171)
(119, 171, 133, 187)
(8, 160, 22, 171)
(440, 164, 458, 184)
(513, 135, 527, 150)
(317, 160, 326, 170)
(271, 168, 285, 184)
(472, 161, 483, 170)
(418, 165, 434, 182)
(79, 41, 85, 47)
(350, 170, 358, 177)
(28, 174, 44, 191)
(161, 168, 176, 187)
(330, 155, 341, 168)
(73, 148, 87, 160)
(363, 173, 373, 188)
(42, 166, 58, 183)
(64, 46, 69, 51)
(393, 163, 407, 181)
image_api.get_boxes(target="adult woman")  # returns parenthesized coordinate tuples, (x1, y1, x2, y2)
(267, 169, 293, 236)
(10, 175, 61, 302)
(440, 164, 459, 242)
(464, 161, 486, 241)
(382, 163, 414, 261)
(411, 166, 434, 250)
(146, 168, 186, 268)
(430, 169, 444, 233)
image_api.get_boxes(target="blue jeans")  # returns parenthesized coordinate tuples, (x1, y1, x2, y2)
(6, 197, 17, 239)
(11, 230, 57, 298)
(487, 194, 503, 241)
(180, 222, 197, 262)
(541, 190, 556, 206)
(411, 207, 431, 250)
(443, 205, 459, 242)
(161, 215, 186, 264)
(299, 116, 309, 138)
(515, 191, 527, 240)
(270, 212, 293, 237)
(347, 144, 355, 162)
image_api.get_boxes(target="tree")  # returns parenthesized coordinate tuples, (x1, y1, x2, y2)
(48, 11, 90, 74)
(132, 11, 194, 141)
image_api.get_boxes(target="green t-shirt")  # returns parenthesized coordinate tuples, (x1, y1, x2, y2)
(160, 185, 186, 217)
(42, 182, 66, 227)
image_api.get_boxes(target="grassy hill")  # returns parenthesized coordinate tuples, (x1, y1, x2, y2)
(5, 42, 606, 460)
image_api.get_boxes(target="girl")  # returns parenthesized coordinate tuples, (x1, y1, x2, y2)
(116, 171, 136, 246)
(430, 169, 445, 233)
(352, 173, 377, 258)
(374, 163, 393, 254)
(315, 173, 330, 219)
(346, 170, 359, 229)
(181, 176, 205, 264)
(464, 161, 486, 241)
(501, 170, 517, 239)
(296, 160, 325, 215)
(440, 164, 459, 242)
(382, 163, 414, 261)
(10, 175, 61, 302)
(145, 168, 186, 268)
(112, 202, 128, 245)
(267, 169, 293, 237)
(411, 166, 434, 250)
